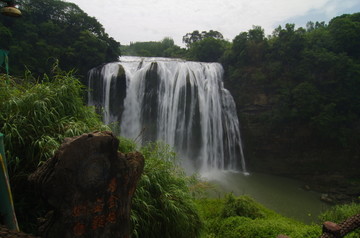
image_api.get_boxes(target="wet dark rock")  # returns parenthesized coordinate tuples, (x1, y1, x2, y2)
(321, 194, 334, 204)
(0, 225, 39, 238)
(29, 131, 144, 238)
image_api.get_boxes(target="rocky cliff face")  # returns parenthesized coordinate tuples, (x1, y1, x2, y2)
(29, 131, 144, 238)
(230, 80, 360, 203)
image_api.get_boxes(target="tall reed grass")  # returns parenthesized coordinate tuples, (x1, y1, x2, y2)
(0, 70, 108, 231)
(1, 71, 203, 236)
(130, 141, 203, 238)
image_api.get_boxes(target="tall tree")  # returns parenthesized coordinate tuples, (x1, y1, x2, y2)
(188, 37, 228, 62)
(328, 13, 360, 59)
(0, 0, 120, 77)
(182, 30, 223, 48)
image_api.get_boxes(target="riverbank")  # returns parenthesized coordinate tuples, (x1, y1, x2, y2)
(200, 171, 330, 223)
(237, 103, 360, 205)
(247, 156, 360, 204)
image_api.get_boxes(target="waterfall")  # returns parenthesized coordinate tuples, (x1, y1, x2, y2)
(87, 56, 246, 173)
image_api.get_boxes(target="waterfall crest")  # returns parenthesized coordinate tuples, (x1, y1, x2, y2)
(87, 56, 246, 173)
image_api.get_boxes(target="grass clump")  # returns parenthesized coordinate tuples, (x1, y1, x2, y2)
(0, 71, 108, 232)
(318, 202, 360, 238)
(1, 70, 203, 236)
(196, 193, 321, 238)
(318, 202, 360, 223)
(118, 136, 138, 153)
(130, 141, 202, 238)
(221, 194, 266, 219)
(0, 71, 108, 177)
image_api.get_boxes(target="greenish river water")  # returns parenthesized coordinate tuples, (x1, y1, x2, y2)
(200, 170, 330, 223)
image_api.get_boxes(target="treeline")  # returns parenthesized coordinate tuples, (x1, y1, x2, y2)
(0, 0, 120, 77)
(121, 30, 229, 62)
(121, 37, 186, 58)
(221, 13, 360, 150)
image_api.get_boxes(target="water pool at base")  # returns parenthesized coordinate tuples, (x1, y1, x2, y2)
(200, 170, 330, 223)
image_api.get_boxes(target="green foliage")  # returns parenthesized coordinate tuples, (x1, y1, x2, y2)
(196, 195, 321, 238)
(221, 194, 266, 219)
(118, 136, 137, 153)
(276, 81, 322, 122)
(328, 13, 360, 59)
(223, 26, 267, 66)
(188, 37, 229, 62)
(181, 30, 229, 62)
(121, 32, 229, 62)
(317, 203, 360, 238)
(121, 37, 186, 58)
(223, 12, 360, 150)
(1, 70, 202, 236)
(131, 141, 202, 238)
(0, 70, 108, 231)
(0, 71, 107, 174)
(188, 173, 218, 199)
(318, 203, 360, 223)
(0, 0, 120, 77)
(196, 195, 360, 238)
(182, 30, 224, 48)
(216, 216, 319, 238)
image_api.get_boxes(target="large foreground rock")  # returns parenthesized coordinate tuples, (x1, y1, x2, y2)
(29, 131, 144, 238)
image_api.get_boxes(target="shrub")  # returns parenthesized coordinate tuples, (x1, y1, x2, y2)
(131, 141, 202, 238)
(118, 136, 137, 153)
(0, 71, 108, 232)
(318, 202, 360, 223)
(1, 71, 108, 177)
(318, 202, 360, 238)
(221, 193, 266, 219)
(217, 216, 320, 238)
(196, 195, 321, 238)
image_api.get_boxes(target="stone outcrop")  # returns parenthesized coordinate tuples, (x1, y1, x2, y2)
(28, 131, 144, 238)
(0, 225, 39, 238)
(277, 213, 360, 238)
(228, 79, 360, 202)
(320, 214, 360, 238)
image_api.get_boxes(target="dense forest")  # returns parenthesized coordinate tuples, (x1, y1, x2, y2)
(220, 14, 360, 202)
(0, 0, 120, 77)
(1, 0, 360, 236)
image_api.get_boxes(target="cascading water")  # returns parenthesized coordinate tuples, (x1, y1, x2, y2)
(87, 56, 247, 173)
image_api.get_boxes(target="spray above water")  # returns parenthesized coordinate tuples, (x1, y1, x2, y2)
(87, 56, 247, 173)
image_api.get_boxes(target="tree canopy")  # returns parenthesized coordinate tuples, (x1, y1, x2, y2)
(182, 30, 224, 48)
(121, 37, 186, 58)
(222, 13, 360, 149)
(187, 37, 229, 62)
(0, 0, 120, 77)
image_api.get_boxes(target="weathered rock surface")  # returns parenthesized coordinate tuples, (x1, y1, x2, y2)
(28, 131, 144, 238)
(0, 225, 39, 238)
(321, 213, 360, 238)
(229, 81, 360, 203)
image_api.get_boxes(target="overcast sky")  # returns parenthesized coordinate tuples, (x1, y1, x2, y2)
(65, 0, 360, 46)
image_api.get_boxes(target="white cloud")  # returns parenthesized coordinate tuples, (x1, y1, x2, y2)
(65, 0, 360, 46)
